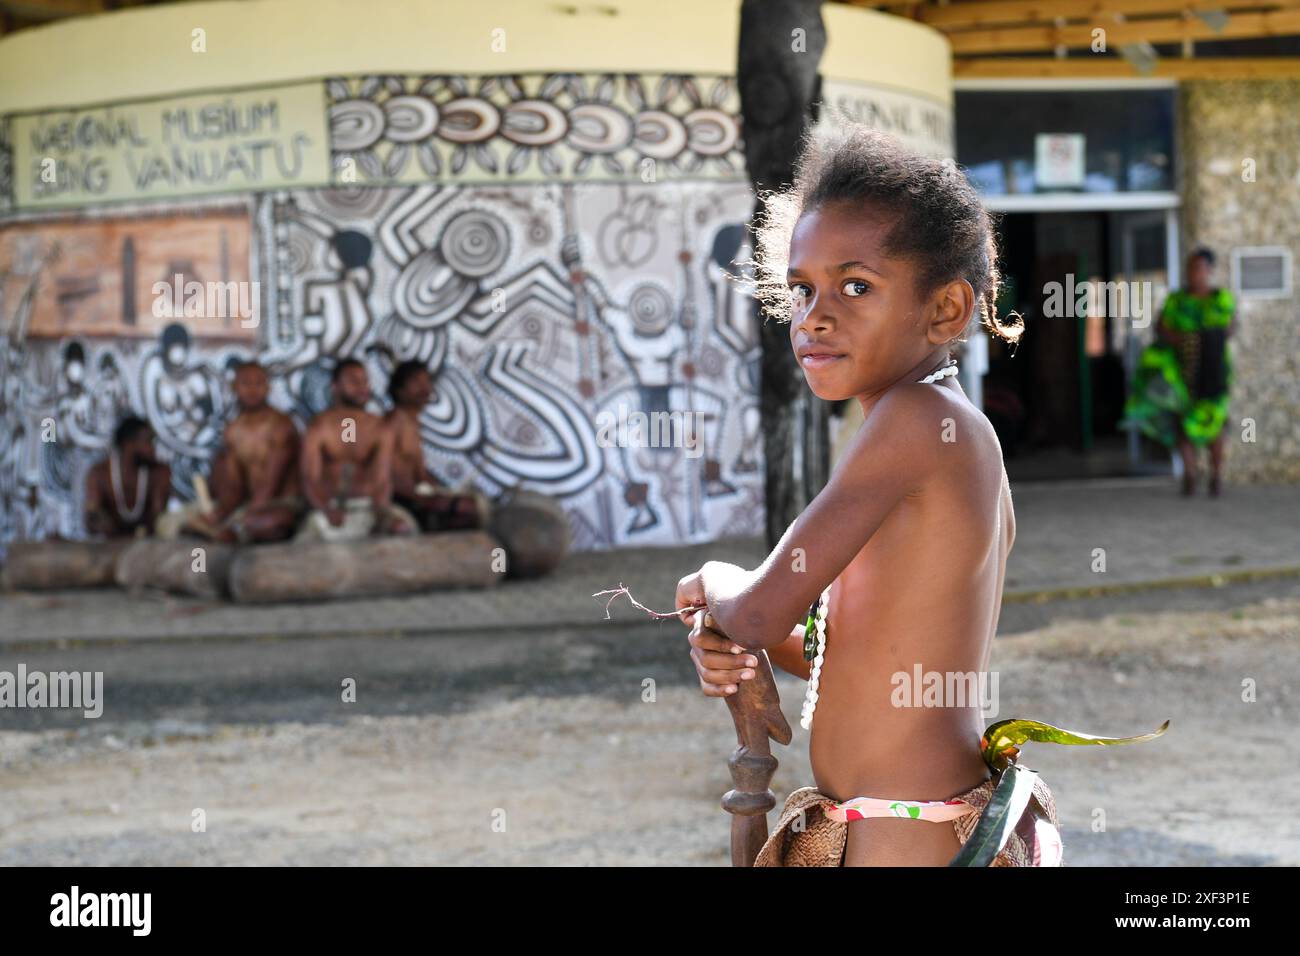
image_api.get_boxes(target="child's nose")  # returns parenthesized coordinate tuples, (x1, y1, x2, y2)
(796, 303, 836, 332)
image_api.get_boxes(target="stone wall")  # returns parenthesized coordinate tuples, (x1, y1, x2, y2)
(1180, 80, 1300, 483)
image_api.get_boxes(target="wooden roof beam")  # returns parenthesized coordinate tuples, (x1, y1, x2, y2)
(865, 0, 1300, 31)
(948, 8, 1300, 54)
(0, 0, 107, 21)
(954, 54, 1300, 75)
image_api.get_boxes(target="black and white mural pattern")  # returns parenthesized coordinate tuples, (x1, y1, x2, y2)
(326, 73, 744, 185)
(0, 74, 764, 554)
(256, 180, 764, 549)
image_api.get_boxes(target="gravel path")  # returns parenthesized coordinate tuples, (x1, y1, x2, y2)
(1, 579, 1296, 865)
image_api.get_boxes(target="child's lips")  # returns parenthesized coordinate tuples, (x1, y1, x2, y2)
(799, 352, 844, 369)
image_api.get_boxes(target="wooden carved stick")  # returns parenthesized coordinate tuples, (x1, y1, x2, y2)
(698, 611, 793, 867)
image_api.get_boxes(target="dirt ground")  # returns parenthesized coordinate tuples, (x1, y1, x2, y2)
(1, 586, 1297, 865)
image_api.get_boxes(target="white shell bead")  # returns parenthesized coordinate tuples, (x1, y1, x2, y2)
(800, 586, 833, 729)
(918, 362, 959, 385)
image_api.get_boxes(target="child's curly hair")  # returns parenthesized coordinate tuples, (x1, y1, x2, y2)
(752, 122, 1024, 345)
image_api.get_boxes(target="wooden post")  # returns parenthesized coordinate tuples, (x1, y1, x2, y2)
(738, 0, 827, 550)
(701, 611, 792, 867)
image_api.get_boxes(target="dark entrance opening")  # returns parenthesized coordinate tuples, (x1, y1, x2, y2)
(984, 210, 1172, 481)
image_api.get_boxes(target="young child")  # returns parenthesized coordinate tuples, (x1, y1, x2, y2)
(676, 124, 1060, 867)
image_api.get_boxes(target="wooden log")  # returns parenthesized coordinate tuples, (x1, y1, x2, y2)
(1, 539, 131, 590)
(228, 530, 504, 604)
(114, 539, 234, 599)
(487, 489, 571, 579)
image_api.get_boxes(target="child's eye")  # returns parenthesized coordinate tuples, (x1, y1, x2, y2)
(841, 279, 870, 297)
(788, 283, 813, 306)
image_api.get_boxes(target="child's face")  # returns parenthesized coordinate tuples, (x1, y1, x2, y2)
(786, 202, 948, 401)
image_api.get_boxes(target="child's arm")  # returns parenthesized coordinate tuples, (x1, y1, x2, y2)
(695, 386, 947, 650)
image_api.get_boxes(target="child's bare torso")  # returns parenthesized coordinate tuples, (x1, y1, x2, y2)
(810, 385, 1013, 862)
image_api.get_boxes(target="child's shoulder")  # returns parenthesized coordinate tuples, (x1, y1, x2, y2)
(852, 382, 996, 475)
(870, 380, 990, 440)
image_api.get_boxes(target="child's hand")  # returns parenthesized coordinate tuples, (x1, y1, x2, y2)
(674, 568, 707, 626)
(675, 561, 749, 626)
(688, 610, 759, 698)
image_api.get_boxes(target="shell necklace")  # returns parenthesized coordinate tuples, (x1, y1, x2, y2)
(798, 360, 958, 731)
(917, 360, 959, 384)
(110, 450, 149, 524)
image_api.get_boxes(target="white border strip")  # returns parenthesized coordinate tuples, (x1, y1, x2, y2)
(955, 78, 1179, 91)
(983, 191, 1181, 212)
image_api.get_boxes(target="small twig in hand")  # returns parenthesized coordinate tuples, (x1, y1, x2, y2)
(593, 583, 706, 621)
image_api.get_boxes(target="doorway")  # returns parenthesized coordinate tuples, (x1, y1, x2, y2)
(983, 209, 1176, 480)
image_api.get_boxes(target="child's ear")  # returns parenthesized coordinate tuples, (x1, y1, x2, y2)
(926, 279, 975, 345)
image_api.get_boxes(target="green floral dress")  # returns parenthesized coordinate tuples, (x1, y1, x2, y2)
(1122, 288, 1234, 447)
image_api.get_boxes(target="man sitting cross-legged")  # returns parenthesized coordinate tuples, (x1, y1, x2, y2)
(180, 361, 305, 543)
(384, 359, 490, 532)
(298, 358, 416, 541)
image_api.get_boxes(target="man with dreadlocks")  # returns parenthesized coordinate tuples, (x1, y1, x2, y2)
(384, 359, 490, 533)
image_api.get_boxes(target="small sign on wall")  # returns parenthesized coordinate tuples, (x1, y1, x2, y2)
(1034, 133, 1085, 189)
(1232, 245, 1292, 299)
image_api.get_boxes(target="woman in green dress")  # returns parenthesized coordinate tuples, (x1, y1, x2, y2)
(1123, 247, 1234, 496)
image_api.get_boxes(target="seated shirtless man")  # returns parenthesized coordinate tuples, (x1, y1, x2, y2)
(186, 361, 303, 543)
(385, 360, 489, 532)
(85, 416, 172, 538)
(298, 358, 416, 541)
